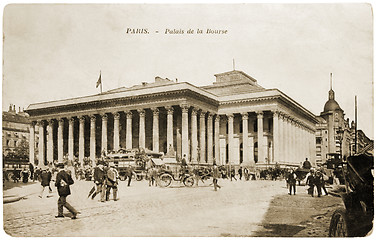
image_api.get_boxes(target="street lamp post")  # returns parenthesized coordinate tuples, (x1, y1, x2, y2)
(337, 127, 344, 160)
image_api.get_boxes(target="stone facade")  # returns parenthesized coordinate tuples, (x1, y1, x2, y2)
(315, 84, 373, 165)
(2, 105, 39, 158)
(25, 70, 318, 168)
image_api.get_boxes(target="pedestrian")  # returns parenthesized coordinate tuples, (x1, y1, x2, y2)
(106, 163, 119, 201)
(287, 168, 297, 195)
(230, 168, 237, 181)
(212, 163, 221, 191)
(238, 167, 243, 180)
(12, 167, 19, 183)
(39, 166, 52, 198)
(320, 169, 329, 196)
(244, 168, 249, 181)
(314, 170, 325, 197)
(91, 161, 106, 202)
(125, 165, 136, 187)
(55, 163, 78, 219)
(29, 163, 34, 181)
(306, 169, 315, 197)
(21, 167, 30, 183)
(34, 167, 41, 182)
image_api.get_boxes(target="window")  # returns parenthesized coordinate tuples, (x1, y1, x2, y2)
(316, 137, 322, 144)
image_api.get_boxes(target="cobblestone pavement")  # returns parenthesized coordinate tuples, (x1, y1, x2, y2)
(3, 179, 343, 237)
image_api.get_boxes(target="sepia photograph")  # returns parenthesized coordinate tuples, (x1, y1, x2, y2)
(2, 2, 374, 238)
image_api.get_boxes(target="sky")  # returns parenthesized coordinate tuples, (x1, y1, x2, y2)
(2, 3, 374, 138)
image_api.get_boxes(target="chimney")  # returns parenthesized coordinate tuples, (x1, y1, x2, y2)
(9, 104, 12, 112)
(19, 107, 21, 113)
(13, 105, 16, 112)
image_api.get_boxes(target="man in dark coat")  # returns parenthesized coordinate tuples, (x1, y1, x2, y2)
(55, 163, 78, 219)
(287, 168, 297, 195)
(238, 167, 243, 180)
(306, 169, 315, 197)
(91, 162, 106, 202)
(314, 170, 324, 197)
(125, 165, 135, 187)
(39, 167, 52, 198)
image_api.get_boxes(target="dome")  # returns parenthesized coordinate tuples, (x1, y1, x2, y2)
(323, 99, 341, 112)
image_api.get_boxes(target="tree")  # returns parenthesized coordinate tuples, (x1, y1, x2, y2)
(14, 138, 29, 160)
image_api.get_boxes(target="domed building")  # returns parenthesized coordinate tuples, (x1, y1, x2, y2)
(315, 77, 352, 165)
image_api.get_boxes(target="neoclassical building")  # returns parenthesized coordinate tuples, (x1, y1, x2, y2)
(25, 70, 318, 168)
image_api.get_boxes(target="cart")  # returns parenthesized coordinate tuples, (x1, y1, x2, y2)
(328, 154, 373, 237)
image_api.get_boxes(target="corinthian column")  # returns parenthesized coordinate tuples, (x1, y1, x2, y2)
(200, 111, 206, 163)
(126, 111, 133, 149)
(79, 116, 85, 165)
(37, 120, 45, 167)
(47, 119, 54, 164)
(101, 114, 108, 153)
(272, 111, 279, 164)
(58, 118, 64, 163)
(113, 112, 120, 151)
(181, 105, 189, 160)
(90, 115, 96, 164)
(227, 114, 234, 164)
(166, 106, 174, 153)
(152, 108, 159, 152)
(214, 115, 220, 164)
(242, 112, 249, 165)
(191, 108, 198, 163)
(138, 109, 145, 149)
(68, 117, 74, 161)
(257, 111, 264, 163)
(29, 122, 35, 165)
(207, 113, 213, 164)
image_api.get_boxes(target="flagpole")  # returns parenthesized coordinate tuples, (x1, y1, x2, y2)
(100, 70, 102, 94)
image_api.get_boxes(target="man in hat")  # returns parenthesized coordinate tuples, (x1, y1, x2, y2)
(39, 166, 52, 198)
(91, 161, 106, 202)
(212, 163, 221, 191)
(55, 163, 78, 219)
(106, 162, 119, 201)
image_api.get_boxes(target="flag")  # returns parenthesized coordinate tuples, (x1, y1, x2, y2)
(96, 72, 101, 88)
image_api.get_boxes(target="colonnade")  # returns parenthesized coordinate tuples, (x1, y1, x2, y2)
(29, 106, 315, 168)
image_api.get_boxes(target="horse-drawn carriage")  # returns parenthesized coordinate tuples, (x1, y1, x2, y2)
(328, 153, 373, 237)
(157, 165, 195, 187)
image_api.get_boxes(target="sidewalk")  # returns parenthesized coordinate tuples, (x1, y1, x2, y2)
(3, 181, 41, 204)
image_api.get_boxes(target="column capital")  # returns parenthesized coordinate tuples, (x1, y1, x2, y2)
(125, 111, 133, 119)
(199, 111, 206, 118)
(113, 112, 121, 120)
(47, 119, 54, 125)
(256, 111, 264, 118)
(90, 115, 96, 122)
(227, 113, 234, 120)
(30, 121, 36, 127)
(191, 108, 198, 116)
(214, 114, 220, 122)
(241, 112, 249, 120)
(101, 113, 108, 121)
(207, 112, 214, 119)
(166, 106, 174, 114)
(151, 107, 160, 115)
(57, 118, 65, 124)
(180, 104, 190, 113)
(79, 116, 86, 123)
(137, 109, 145, 117)
(36, 120, 45, 127)
(68, 117, 75, 124)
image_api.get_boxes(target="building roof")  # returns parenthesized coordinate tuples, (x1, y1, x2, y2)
(323, 99, 342, 112)
(2, 111, 30, 124)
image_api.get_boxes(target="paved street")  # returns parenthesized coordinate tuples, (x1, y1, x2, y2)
(3, 179, 343, 237)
